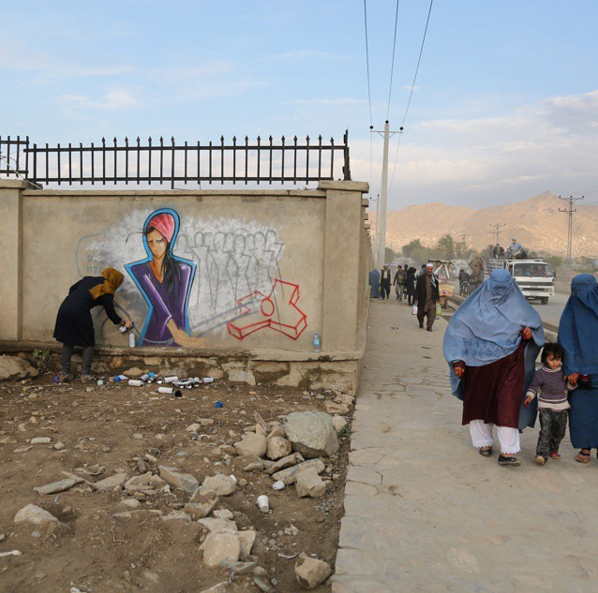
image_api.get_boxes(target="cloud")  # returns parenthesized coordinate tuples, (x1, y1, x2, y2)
(58, 90, 138, 111)
(349, 89, 598, 208)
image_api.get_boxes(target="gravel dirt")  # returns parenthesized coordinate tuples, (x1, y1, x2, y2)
(0, 371, 350, 593)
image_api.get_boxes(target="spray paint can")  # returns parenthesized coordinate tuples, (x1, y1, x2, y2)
(156, 376, 165, 384)
(157, 386, 174, 395)
(164, 375, 179, 384)
(113, 375, 128, 382)
(128, 379, 143, 387)
(119, 325, 128, 334)
(128, 332, 136, 348)
(202, 377, 215, 384)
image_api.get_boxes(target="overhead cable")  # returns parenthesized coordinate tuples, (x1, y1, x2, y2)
(401, 0, 434, 127)
(363, 0, 373, 126)
(386, 0, 401, 121)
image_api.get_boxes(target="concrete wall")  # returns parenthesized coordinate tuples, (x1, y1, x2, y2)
(0, 180, 371, 390)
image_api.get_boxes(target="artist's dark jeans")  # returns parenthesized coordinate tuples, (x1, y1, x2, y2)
(61, 344, 95, 375)
(536, 408, 568, 457)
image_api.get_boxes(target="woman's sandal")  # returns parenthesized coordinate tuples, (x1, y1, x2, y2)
(479, 446, 493, 457)
(575, 449, 591, 464)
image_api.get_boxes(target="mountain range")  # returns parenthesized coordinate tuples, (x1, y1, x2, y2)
(379, 191, 598, 258)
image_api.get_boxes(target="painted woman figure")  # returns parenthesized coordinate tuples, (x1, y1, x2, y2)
(558, 274, 598, 463)
(126, 208, 197, 347)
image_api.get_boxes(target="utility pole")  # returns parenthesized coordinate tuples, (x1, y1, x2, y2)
(489, 223, 506, 244)
(371, 122, 403, 269)
(458, 233, 469, 243)
(559, 195, 584, 278)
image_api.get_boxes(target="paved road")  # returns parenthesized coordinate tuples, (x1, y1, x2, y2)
(332, 299, 598, 593)
(531, 292, 568, 328)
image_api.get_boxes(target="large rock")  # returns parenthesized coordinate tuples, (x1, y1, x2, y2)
(266, 437, 292, 460)
(0, 355, 38, 381)
(33, 477, 82, 495)
(202, 532, 241, 568)
(237, 530, 256, 560)
(198, 518, 238, 533)
(158, 466, 198, 493)
(295, 467, 327, 498)
(186, 491, 219, 519)
(284, 412, 339, 458)
(201, 474, 237, 496)
(234, 433, 267, 458)
(14, 504, 58, 525)
(272, 458, 326, 485)
(295, 554, 332, 589)
(265, 452, 304, 475)
(95, 472, 129, 491)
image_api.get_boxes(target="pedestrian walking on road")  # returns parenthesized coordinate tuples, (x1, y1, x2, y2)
(369, 268, 381, 298)
(405, 267, 417, 306)
(54, 268, 133, 382)
(557, 274, 598, 465)
(380, 264, 392, 300)
(524, 343, 577, 465)
(415, 263, 440, 331)
(443, 269, 545, 467)
(393, 265, 406, 301)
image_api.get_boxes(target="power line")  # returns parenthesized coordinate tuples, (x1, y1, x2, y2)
(363, 0, 373, 126)
(401, 0, 434, 128)
(386, 0, 401, 121)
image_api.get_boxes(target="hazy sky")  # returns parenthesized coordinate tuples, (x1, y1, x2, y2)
(1, 1, 597, 209)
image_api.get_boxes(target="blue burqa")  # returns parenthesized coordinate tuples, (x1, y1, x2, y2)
(443, 269, 545, 429)
(369, 269, 380, 298)
(558, 274, 598, 448)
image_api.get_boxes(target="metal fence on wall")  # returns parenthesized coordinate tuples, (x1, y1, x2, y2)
(0, 133, 351, 188)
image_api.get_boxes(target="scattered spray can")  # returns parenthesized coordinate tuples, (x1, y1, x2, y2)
(113, 375, 128, 382)
(128, 332, 136, 348)
(128, 379, 143, 387)
(164, 375, 179, 384)
(157, 386, 174, 395)
(313, 332, 321, 353)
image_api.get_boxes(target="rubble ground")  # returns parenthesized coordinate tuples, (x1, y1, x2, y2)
(0, 372, 351, 593)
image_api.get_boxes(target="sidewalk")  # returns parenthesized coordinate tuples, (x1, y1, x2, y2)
(332, 298, 598, 593)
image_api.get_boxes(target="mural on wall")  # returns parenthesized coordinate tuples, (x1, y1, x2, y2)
(77, 207, 308, 345)
(125, 208, 198, 347)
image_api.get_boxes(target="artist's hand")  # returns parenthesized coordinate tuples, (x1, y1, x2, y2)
(521, 327, 532, 340)
(123, 320, 134, 330)
(453, 366, 465, 378)
(524, 396, 533, 409)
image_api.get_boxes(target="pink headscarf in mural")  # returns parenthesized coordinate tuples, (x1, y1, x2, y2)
(147, 212, 175, 243)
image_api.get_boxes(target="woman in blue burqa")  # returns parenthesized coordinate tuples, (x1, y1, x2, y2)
(558, 274, 598, 464)
(443, 269, 545, 466)
(369, 268, 380, 298)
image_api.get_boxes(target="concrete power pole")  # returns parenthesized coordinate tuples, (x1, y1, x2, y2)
(371, 122, 403, 269)
(489, 223, 506, 244)
(559, 194, 584, 278)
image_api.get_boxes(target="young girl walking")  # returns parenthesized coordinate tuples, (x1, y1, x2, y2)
(524, 343, 578, 465)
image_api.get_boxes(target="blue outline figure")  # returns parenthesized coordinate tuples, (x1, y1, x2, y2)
(125, 208, 196, 346)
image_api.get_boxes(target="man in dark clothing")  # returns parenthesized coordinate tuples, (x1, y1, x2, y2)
(492, 243, 505, 258)
(415, 263, 440, 331)
(380, 264, 392, 300)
